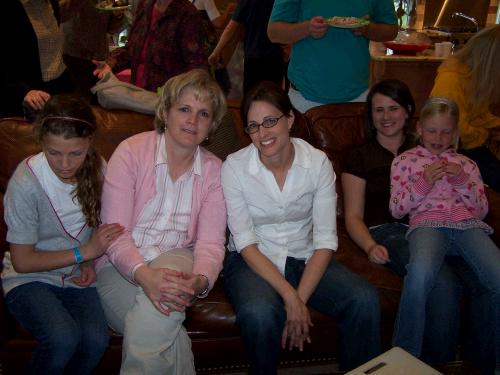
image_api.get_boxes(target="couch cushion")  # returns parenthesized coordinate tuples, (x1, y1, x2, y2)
(304, 103, 367, 216)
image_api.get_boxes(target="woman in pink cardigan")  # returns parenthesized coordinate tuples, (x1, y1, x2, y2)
(95, 69, 227, 374)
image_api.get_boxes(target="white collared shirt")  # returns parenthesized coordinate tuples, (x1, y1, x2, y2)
(132, 133, 201, 262)
(221, 138, 338, 274)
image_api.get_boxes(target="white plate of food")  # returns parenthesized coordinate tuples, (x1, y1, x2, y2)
(326, 16, 369, 29)
(95, 0, 130, 11)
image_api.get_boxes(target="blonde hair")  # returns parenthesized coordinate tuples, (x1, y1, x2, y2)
(448, 25, 500, 116)
(154, 69, 227, 136)
(34, 95, 103, 228)
(419, 97, 460, 148)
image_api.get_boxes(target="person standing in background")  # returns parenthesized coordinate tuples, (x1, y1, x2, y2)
(430, 25, 500, 191)
(63, 0, 126, 100)
(191, 0, 235, 95)
(268, 0, 398, 113)
(0, 0, 74, 119)
(93, 0, 207, 93)
(209, 0, 285, 94)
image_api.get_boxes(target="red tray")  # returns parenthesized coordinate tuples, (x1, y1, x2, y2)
(383, 41, 432, 55)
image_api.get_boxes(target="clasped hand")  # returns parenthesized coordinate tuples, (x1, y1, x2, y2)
(136, 266, 206, 316)
(424, 160, 463, 185)
(281, 290, 313, 351)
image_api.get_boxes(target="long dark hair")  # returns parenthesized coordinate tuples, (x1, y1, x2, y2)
(33, 95, 102, 227)
(365, 79, 415, 139)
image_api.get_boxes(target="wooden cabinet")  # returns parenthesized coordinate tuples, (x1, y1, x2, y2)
(370, 49, 444, 115)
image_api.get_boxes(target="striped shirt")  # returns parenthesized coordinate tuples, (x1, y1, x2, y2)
(131, 135, 200, 262)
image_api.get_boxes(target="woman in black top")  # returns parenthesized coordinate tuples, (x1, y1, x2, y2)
(342, 79, 493, 370)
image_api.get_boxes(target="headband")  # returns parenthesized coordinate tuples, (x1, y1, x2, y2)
(41, 116, 96, 129)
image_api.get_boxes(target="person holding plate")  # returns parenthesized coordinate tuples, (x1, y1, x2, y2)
(268, 0, 398, 113)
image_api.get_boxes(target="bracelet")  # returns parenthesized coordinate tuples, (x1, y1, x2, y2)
(73, 246, 84, 264)
(196, 274, 209, 298)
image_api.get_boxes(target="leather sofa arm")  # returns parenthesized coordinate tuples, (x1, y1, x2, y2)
(485, 187, 500, 245)
(0, 190, 11, 344)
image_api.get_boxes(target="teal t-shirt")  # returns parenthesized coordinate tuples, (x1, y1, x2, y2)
(270, 0, 396, 103)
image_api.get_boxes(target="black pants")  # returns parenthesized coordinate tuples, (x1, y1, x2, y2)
(461, 146, 500, 192)
(63, 54, 100, 101)
(243, 49, 285, 94)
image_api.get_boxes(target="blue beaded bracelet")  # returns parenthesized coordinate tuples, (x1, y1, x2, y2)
(73, 246, 84, 264)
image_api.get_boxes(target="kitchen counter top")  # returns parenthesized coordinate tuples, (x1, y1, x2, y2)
(369, 42, 445, 62)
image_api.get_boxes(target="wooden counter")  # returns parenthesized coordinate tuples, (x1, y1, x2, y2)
(370, 47, 445, 115)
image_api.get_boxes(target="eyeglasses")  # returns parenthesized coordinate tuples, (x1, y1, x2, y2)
(244, 114, 285, 134)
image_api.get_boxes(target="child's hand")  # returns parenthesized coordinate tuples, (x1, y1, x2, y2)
(444, 161, 462, 177)
(424, 160, 447, 185)
(82, 223, 124, 260)
(71, 261, 96, 287)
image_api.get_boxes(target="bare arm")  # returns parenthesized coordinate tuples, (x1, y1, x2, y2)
(240, 244, 296, 299)
(9, 223, 123, 273)
(342, 172, 389, 264)
(212, 2, 235, 29)
(268, 16, 328, 45)
(296, 249, 332, 304)
(208, 20, 242, 67)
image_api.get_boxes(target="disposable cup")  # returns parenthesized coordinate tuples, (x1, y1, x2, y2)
(441, 42, 453, 57)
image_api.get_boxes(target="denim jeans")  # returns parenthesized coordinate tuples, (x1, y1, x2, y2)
(392, 226, 500, 371)
(373, 223, 496, 373)
(6, 282, 109, 375)
(371, 223, 461, 362)
(223, 251, 381, 374)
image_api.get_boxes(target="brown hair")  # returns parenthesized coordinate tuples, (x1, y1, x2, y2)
(154, 69, 227, 136)
(33, 95, 103, 227)
(365, 79, 415, 139)
(241, 81, 296, 127)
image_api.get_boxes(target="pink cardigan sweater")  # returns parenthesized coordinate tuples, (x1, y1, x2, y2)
(96, 131, 227, 291)
(389, 146, 488, 227)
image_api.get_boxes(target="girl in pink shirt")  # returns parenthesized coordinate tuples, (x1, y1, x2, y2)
(389, 97, 500, 370)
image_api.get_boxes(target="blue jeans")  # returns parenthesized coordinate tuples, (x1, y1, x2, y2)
(371, 223, 461, 362)
(373, 223, 496, 373)
(223, 251, 381, 374)
(6, 282, 109, 375)
(392, 227, 500, 370)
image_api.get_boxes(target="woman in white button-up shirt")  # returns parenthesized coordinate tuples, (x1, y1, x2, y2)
(221, 81, 381, 374)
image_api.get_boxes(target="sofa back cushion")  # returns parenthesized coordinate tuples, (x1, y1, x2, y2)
(304, 102, 366, 216)
(0, 108, 155, 193)
(0, 117, 42, 193)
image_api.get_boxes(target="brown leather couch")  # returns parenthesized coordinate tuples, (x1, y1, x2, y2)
(0, 102, 499, 374)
